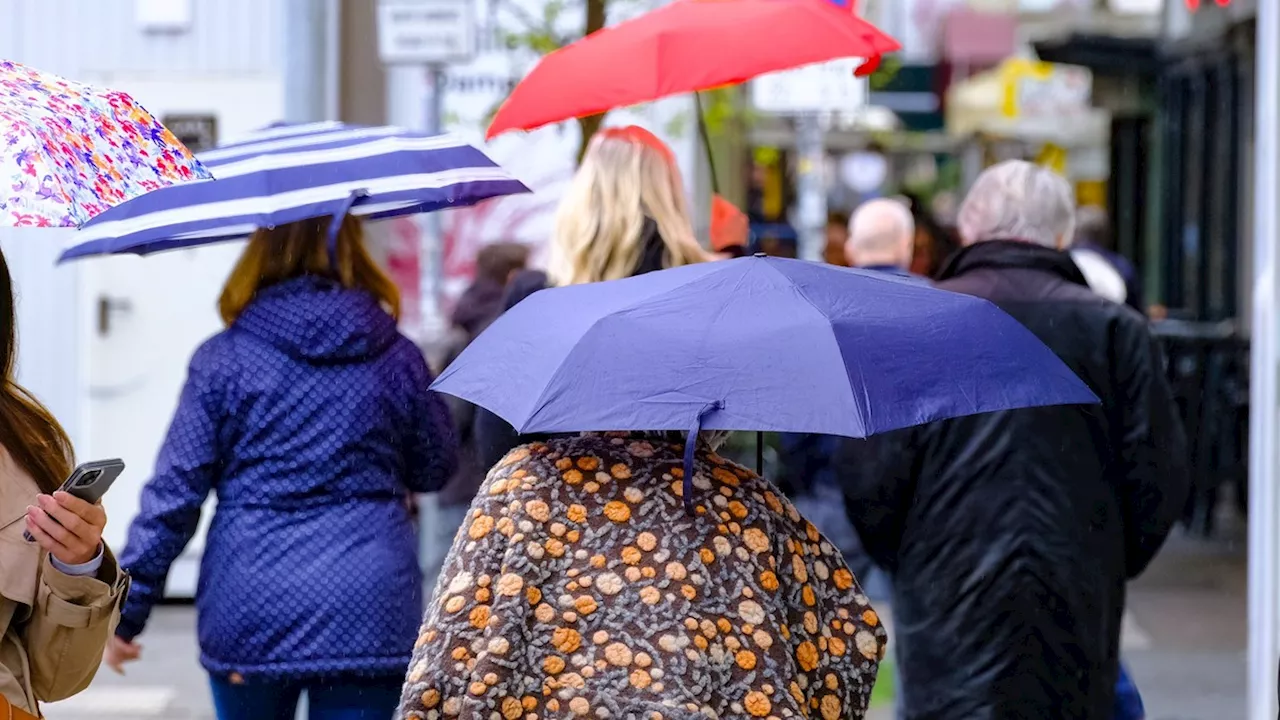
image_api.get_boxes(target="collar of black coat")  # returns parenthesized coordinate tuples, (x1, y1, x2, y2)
(935, 238, 1090, 288)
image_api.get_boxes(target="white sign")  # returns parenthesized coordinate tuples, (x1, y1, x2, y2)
(135, 0, 192, 33)
(751, 59, 869, 114)
(1107, 0, 1162, 13)
(378, 0, 475, 65)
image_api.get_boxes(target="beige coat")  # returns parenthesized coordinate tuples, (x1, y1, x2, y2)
(0, 450, 128, 715)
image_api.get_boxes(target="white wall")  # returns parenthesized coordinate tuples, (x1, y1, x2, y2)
(0, 0, 285, 452)
(0, 231, 84, 448)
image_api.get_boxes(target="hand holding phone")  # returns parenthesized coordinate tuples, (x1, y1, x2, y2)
(23, 459, 124, 563)
(25, 492, 108, 566)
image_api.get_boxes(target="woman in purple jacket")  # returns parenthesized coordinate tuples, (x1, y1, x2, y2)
(104, 216, 457, 720)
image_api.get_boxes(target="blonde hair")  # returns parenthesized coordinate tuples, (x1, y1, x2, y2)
(547, 126, 706, 286)
(219, 215, 401, 325)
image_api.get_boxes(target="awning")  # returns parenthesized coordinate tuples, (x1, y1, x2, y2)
(1033, 33, 1161, 75)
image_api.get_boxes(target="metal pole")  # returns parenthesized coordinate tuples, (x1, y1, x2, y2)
(283, 0, 327, 123)
(1249, 0, 1280, 716)
(794, 114, 827, 262)
(415, 63, 449, 597)
(419, 65, 447, 334)
(694, 92, 720, 195)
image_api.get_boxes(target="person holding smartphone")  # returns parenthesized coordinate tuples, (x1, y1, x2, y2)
(0, 250, 130, 717)
(104, 215, 457, 720)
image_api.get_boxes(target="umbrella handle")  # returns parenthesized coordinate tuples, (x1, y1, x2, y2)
(325, 189, 368, 269)
(682, 400, 723, 516)
(694, 93, 720, 196)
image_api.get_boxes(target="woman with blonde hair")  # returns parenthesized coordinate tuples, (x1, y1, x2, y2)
(546, 125, 707, 286)
(0, 246, 129, 717)
(473, 126, 710, 467)
(104, 216, 457, 720)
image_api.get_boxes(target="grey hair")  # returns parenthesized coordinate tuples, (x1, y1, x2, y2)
(847, 198, 915, 255)
(956, 160, 1076, 248)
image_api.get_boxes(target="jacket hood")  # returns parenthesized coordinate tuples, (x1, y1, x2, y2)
(234, 275, 400, 362)
(451, 276, 506, 336)
(936, 239, 1090, 287)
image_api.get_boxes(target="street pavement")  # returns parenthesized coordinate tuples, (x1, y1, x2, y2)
(42, 528, 1246, 720)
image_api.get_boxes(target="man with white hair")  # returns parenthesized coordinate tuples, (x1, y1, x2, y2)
(780, 198, 922, 604)
(838, 160, 1188, 719)
(844, 197, 917, 275)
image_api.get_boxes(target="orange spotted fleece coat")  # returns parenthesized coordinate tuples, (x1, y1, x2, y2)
(398, 432, 887, 720)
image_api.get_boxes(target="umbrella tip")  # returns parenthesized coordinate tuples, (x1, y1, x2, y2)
(753, 252, 767, 258)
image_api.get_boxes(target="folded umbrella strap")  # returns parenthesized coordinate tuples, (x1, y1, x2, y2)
(682, 401, 723, 516)
(325, 190, 367, 270)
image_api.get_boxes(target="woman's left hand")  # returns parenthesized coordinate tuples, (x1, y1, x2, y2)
(25, 491, 106, 566)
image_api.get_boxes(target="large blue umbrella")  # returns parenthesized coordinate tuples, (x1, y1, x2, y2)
(58, 121, 529, 261)
(433, 255, 1097, 506)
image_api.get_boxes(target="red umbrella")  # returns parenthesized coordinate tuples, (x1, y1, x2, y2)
(486, 0, 900, 140)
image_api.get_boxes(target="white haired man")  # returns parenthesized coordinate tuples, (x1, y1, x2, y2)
(844, 197, 918, 277)
(837, 160, 1188, 719)
(781, 199, 923, 605)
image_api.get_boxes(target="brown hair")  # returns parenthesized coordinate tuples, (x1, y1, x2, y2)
(218, 215, 401, 325)
(474, 242, 530, 285)
(0, 250, 73, 494)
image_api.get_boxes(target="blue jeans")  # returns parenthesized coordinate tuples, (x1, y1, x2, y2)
(209, 675, 402, 720)
(1114, 663, 1144, 720)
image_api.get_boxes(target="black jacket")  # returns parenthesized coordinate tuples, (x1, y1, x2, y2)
(436, 277, 510, 507)
(473, 220, 669, 470)
(836, 241, 1189, 720)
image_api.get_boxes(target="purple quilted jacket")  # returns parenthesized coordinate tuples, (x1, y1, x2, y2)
(116, 275, 457, 682)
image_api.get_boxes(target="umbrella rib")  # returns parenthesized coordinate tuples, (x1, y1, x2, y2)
(515, 263, 736, 433)
(766, 263, 869, 435)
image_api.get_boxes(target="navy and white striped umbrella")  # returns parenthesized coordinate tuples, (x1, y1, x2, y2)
(59, 121, 530, 261)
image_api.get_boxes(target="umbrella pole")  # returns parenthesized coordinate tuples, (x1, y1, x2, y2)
(694, 92, 720, 195)
(747, 427, 757, 474)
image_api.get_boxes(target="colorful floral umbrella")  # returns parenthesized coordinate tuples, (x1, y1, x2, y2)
(0, 60, 211, 227)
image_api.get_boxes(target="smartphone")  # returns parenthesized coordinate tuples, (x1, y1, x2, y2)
(23, 459, 125, 543)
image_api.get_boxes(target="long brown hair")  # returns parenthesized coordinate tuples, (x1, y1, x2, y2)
(218, 215, 401, 325)
(0, 250, 73, 494)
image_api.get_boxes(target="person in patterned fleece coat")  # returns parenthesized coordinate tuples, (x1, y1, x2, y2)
(106, 216, 457, 720)
(399, 431, 886, 720)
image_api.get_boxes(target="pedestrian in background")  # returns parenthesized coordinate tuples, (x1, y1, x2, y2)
(780, 198, 921, 604)
(105, 215, 457, 720)
(837, 161, 1188, 719)
(0, 247, 129, 718)
(424, 242, 530, 596)
(1074, 206, 1144, 314)
(843, 197, 921, 280)
(824, 210, 850, 266)
(902, 192, 959, 279)
(472, 125, 710, 470)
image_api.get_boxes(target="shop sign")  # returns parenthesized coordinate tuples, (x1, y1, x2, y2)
(751, 58, 868, 114)
(999, 60, 1091, 121)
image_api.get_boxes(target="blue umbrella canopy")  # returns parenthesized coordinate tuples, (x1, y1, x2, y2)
(433, 256, 1098, 504)
(59, 121, 529, 260)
